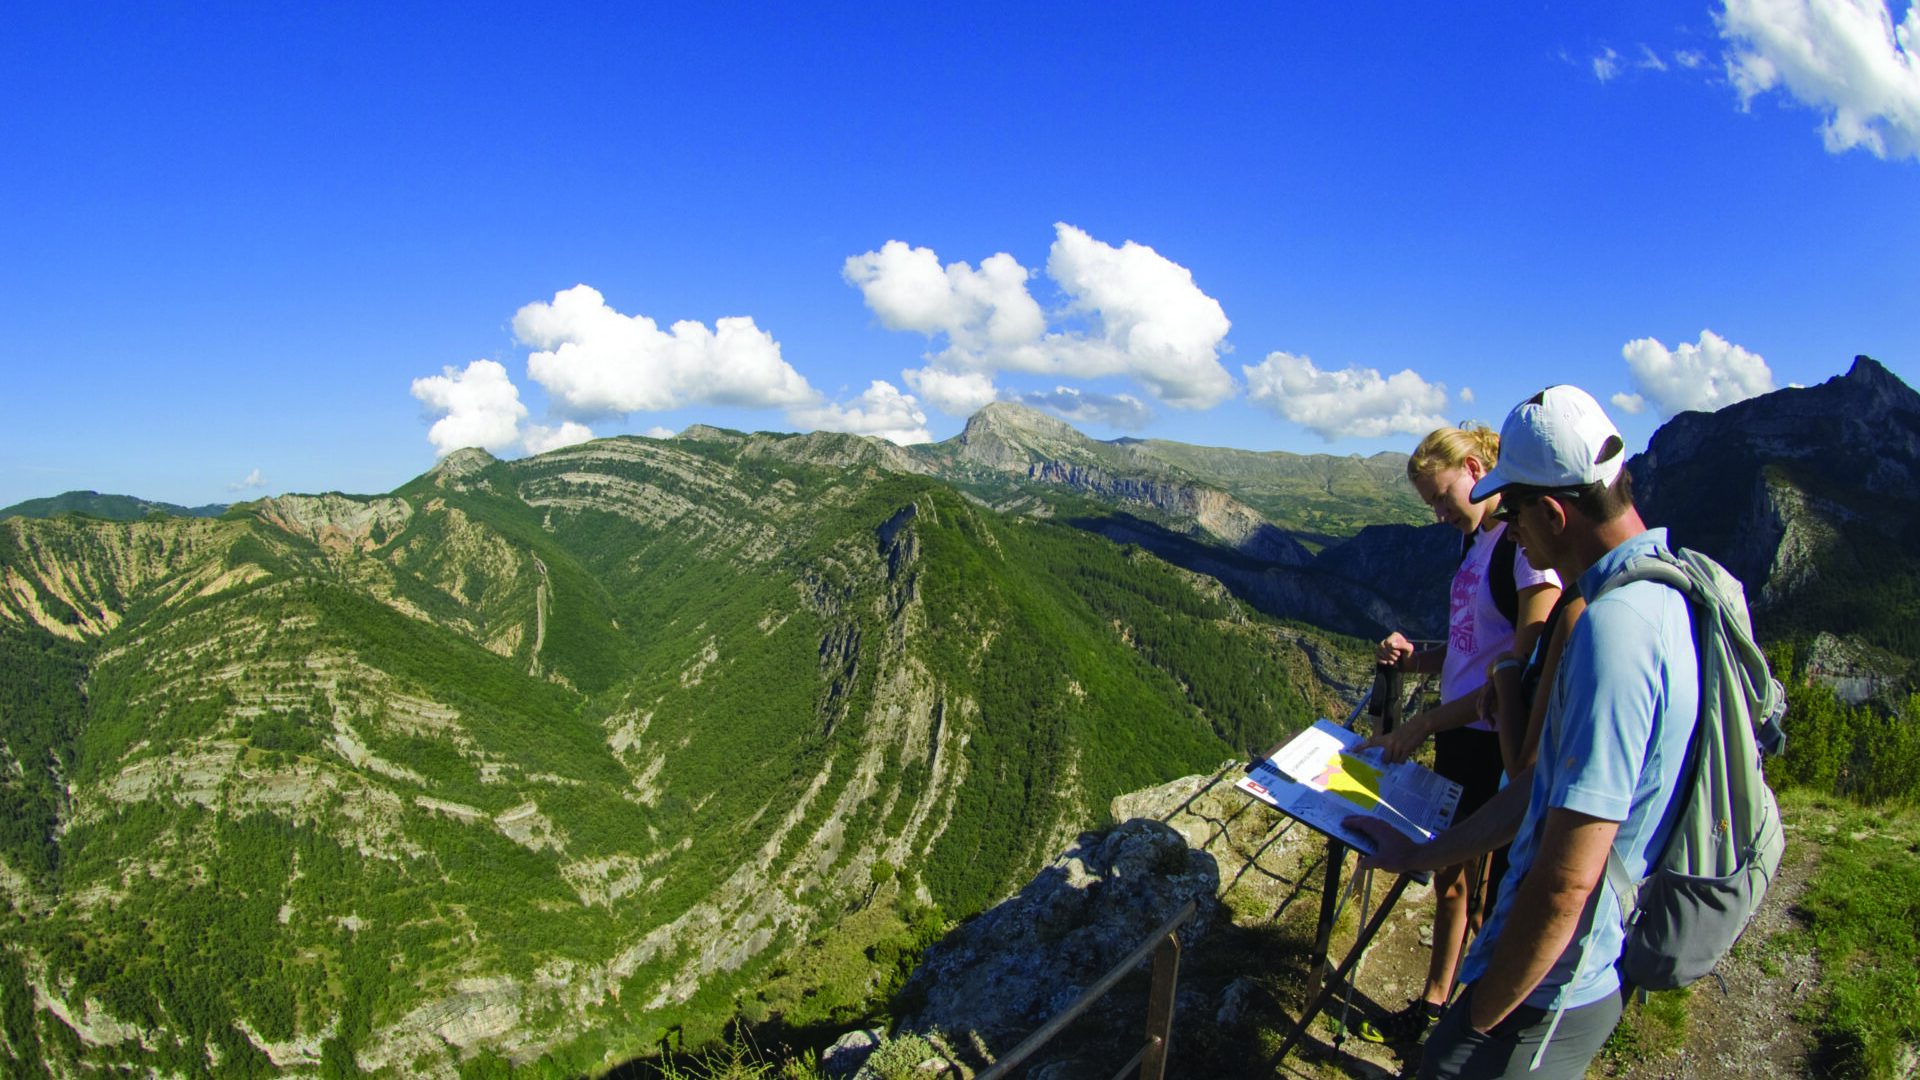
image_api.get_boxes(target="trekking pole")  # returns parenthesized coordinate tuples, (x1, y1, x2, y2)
(1330, 865, 1375, 1048)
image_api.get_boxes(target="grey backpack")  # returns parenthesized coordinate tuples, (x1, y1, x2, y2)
(1590, 546, 1788, 992)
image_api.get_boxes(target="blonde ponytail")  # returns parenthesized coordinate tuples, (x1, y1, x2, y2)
(1406, 423, 1500, 482)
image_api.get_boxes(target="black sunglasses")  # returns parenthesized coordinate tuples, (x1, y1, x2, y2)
(1490, 488, 1584, 523)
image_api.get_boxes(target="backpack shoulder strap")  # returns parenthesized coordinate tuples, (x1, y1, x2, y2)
(1589, 547, 1692, 603)
(1491, 528, 1519, 627)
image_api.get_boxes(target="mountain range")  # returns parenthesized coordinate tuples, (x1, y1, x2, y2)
(0, 425, 1378, 1078)
(2, 356, 1913, 1077)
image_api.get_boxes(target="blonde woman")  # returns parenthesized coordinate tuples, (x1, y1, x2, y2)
(1363, 424, 1561, 1041)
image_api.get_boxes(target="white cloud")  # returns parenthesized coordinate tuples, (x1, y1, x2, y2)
(1619, 330, 1776, 416)
(516, 285, 818, 417)
(1243, 352, 1450, 441)
(1459, 387, 1476, 404)
(412, 359, 596, 457)
(1719, 0, 1920, 159)
(1676, 49, 1709, 69)
(643, 426, 676, 439)
(843, 241, 1045, 354)
(849, 223, 1236, 415)
(227, 467, 265, 493)
(412, 359, 529, 456)
(1594, 46, 1624, 80)
(902, 367, 1000, 415)
(790, 380, 931, 444)
(1638, 44, 1670, 71)
(1044, 224, 1235, 408)
(1015, 387, 1153, 429)
(523, 421, 596, 455)
(1611, 392, 1649, 415)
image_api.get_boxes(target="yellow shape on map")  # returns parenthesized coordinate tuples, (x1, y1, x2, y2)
(1321, 752, 1386, 809)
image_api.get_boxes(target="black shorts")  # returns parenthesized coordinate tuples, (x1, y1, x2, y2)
(1433, 726, 1504, 821)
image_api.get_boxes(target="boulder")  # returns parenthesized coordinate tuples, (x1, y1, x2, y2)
(896, 818, 1220, 1052)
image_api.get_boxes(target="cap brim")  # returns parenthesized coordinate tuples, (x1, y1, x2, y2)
(1469, 464, 1513, 503)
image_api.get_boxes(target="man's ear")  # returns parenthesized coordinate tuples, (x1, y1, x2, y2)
(1540, 494, 1572, 535)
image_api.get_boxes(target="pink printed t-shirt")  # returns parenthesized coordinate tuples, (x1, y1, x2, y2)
(1441, 521, 1559, 730)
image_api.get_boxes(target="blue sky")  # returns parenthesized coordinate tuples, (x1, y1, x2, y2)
(4, 2, 1917, 508)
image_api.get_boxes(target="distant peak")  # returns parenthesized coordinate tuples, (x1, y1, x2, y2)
(962, 401, 1078, 439)
(432, 447, 497, 478)
(675, 424, 745, 444)
(1826, 354, 1918, 413)
(1843, 354, 1899, 389)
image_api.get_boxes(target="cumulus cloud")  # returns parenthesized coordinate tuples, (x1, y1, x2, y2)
(1719, 0, 1920, 159)
(516, 285, 817, 417)
(1611, 392, 1649, 415)
(643, 426, 676, 439)
(412, 359, 529, 456)
(1044, 224, 1235, 408)
(1676, 49, 1709, 69)
(1618, 330, 1776, 416)
(227, 467, 266, 493)
(523, 421, 596, 455)
(1243, 352, 1450, 441)
(843, 242, 1046, 355)
(847, 223, 1235, 415)
(901, 367, 1000, 416)
(789, 380, 931, 444)
(1014, 387, 1153, 429)
(1460, 387, 1476, 404)
(418, 285, 949, 456)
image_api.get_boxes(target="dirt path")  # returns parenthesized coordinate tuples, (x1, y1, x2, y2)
(1600, 818, 1822, 1080)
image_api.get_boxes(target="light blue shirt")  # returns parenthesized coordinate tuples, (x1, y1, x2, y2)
(1458, 528, 1699, 1009)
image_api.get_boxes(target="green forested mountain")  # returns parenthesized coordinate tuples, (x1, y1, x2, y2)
(0, 490, 229, 522)
(0, 434, 1366, 1077)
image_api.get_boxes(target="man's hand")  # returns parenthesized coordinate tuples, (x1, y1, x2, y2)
(1344, 817, 1424, 873)
(1376, 631, 1414, 667)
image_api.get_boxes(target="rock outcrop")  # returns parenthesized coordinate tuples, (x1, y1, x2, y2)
(1628, 355, 1920, 688)
(895, 818, 1220, 1052)
(1630, 355, 1920, 597)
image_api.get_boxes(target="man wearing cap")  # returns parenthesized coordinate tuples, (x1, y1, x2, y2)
(1348, 385, 1699, 1079)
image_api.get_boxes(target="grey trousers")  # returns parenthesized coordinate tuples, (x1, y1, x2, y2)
(1416, 983, 1626, 1080)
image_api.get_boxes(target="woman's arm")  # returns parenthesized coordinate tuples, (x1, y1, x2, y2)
(1363, 690, 1480, 763)
(1491, 583, 1562, 776)
(1509, 582, 1559, 661)
(1516, 596, 1586, 773)
(1377, 630, 1444, 676)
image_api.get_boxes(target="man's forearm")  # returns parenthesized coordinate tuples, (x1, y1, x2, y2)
(1393, 766, 1532, 873)
(1466, 810, 1618, 1031)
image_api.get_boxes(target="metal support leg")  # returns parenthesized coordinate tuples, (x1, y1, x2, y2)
(1273, 872, 1415, 1068)
(1305, 839, 1346, 1003)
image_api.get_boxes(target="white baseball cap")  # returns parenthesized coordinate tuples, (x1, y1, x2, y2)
(1470, 385, 1626, 502)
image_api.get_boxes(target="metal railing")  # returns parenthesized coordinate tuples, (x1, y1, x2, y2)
(976, 898, 1198, 1080)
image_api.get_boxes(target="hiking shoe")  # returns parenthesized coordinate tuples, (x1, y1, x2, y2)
(1371, 999, 1443, 1043)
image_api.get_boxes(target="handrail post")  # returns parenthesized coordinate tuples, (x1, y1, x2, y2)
(1139, 931, 1181, 1080)
(977, 899, 1197, 1080)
